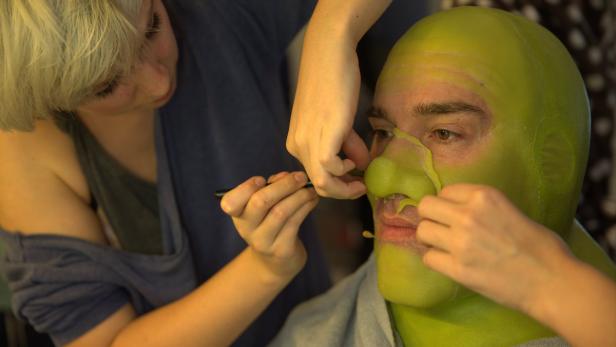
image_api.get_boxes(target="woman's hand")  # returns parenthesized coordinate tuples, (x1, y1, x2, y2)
(286, 40, 368, 199)
(417, 184, 616, 347)
(416, 184, 572, 313)
(286, 0, 391, 199)
(220, 172, 319, 281)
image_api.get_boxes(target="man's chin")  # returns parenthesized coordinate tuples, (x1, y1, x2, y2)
(376, 243, 459, 308)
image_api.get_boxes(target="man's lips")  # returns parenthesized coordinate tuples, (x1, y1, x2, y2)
(376, 195, 422, 247)
(377, 217, 418, 245)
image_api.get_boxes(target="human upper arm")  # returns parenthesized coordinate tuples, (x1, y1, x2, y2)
(0, 121, 139, 345)
(0, 120, 107, 244)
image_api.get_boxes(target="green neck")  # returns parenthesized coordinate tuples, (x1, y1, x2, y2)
(390, 292, 554, 347)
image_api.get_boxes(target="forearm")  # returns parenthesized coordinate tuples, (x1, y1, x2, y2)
(307, 0, 392, 44)
(297, 0, 391, 83)
(529, 256, 616, 347)
(112, 248, 294, 347)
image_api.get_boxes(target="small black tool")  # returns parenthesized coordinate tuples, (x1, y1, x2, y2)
(214, 181, 314, 199)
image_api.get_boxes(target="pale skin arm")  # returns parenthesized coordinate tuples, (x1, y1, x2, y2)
(416, 184, 616, 347)
(287, 0, 392, 199)
(65, 172, 318, 347)
(0, 137, 316, 347)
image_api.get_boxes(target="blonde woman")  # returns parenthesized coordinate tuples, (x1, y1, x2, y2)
(0, 0, 391, 346)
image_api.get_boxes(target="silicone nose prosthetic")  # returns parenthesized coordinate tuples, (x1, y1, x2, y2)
(365, 128, 442, 212)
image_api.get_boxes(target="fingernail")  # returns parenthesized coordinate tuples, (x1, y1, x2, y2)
(294, 172, 306, 183)
(254, 177, 266, 187)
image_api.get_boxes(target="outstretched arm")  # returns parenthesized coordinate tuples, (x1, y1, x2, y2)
(287, 0, 391, 199)
(416, 184, 616, 347)
(67, 172, 318, 347)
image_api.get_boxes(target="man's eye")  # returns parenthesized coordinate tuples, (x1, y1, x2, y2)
(434, 129, 460, 141)
(370, 128, 394, 157)
(372, 128, 394, 140)
(432, 129, 460, 142)
(436, 129, 451, 140)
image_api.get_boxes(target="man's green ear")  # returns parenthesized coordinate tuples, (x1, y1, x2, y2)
(538, 130, 576, 190)
(535, 128, 579, 237)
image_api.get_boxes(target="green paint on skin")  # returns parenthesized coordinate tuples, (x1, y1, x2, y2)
(376, 244, 460, 308)
(364, 126, 466, 309)
(364, 6, 616, 347)
(391, 128, 441, 213)
(364, 128, 442, 212)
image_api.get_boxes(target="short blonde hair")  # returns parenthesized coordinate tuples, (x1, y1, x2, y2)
(0, 0, 143, 131)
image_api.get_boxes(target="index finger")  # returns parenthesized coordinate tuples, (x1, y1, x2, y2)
(318, 126, 357, 177)
(438, 184, 486, 203)
(220, 176, 266, 217)
(417, 195, 464, 227)
(308, 166, 366, 199)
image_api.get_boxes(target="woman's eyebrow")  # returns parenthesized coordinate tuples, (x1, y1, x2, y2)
(145, 0, 154, 28)
(414, 102, 486, 117)
(137, 0, 154, 45)
(133, 0, 155, 59)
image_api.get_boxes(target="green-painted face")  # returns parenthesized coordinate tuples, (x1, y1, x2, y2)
(366, 7, 590, 308)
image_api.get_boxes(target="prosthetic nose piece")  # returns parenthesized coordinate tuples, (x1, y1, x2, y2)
(365, 128, 442, 212)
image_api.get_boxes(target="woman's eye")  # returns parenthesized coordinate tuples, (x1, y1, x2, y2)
(95, 78, 119, 98)
(145, 12, 161, 40)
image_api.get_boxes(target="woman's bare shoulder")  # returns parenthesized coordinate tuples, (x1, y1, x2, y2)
(0, 119, 107, 244)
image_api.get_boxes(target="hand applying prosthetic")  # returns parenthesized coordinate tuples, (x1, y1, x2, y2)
(286, 0, 392, 199)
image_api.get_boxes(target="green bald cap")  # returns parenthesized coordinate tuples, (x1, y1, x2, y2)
(369, 6, 589, 236)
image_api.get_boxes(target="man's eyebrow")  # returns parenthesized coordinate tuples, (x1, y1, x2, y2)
(414, 102, 486, 116)
(367, 106, 391, 121)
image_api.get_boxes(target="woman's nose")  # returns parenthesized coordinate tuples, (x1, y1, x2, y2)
(136, 59, 170, 96)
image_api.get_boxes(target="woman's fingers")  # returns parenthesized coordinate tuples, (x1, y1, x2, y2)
(416, 219, 451, 252)
(222, 171, 316, 279)
(417, 195, 464, 227)
(341, 129, 370, 171)
(437, 184, 483, 203)
(309, 166, 366, 199)
(249, 187, 318, 253)
(267, 171, 290, 184)
(220, 176, 266, 217)
(272, 196, 319, 257)
(422, 249, 457, 280)
(239, 172, 308, 231)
